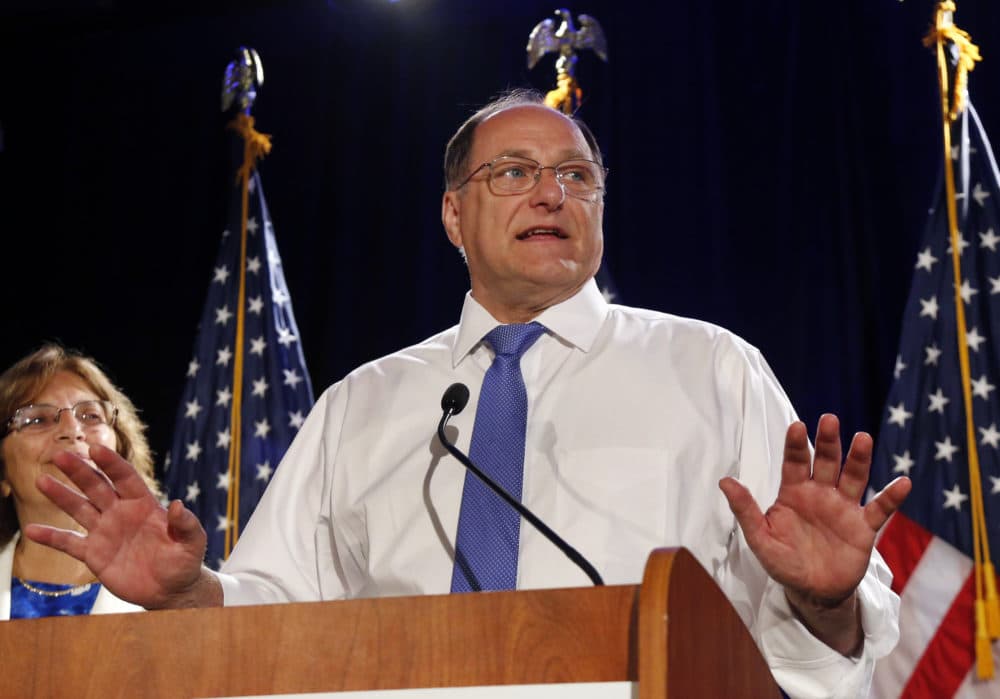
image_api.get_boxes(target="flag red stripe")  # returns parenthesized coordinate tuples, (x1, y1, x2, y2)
(900, 573, 976, 699)
(877, 512, 934, 593)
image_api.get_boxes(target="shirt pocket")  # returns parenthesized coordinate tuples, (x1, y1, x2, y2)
(543, 446, 669, 585)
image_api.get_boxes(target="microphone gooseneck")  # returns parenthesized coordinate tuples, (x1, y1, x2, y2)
(437, 383, 604, 586)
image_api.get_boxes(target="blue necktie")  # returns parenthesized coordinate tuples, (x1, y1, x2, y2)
(451, 322, 547, 592)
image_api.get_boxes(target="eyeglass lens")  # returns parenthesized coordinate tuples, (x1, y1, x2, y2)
(488, 157, 603, 197)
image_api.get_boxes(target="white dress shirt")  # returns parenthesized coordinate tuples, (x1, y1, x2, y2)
(219, 279, 900, 699)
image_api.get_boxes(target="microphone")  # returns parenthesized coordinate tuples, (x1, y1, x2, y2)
(437, 382, 603, 586)
(441, 382, 470, 415)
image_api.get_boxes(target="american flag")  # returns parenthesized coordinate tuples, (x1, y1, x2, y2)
(163, 124, 314, 569)
(868, 96, 1000, 697)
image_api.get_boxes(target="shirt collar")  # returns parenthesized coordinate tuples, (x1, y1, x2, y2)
(451, 279, 608, 367)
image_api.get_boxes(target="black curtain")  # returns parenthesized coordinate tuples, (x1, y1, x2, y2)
(0, 0, 998, 473)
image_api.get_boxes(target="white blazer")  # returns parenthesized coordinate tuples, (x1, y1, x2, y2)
(0, 533, 143, 619)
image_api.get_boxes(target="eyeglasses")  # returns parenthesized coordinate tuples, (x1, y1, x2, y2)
(456, 155, 608, 201)
(5, 400, 118, 434)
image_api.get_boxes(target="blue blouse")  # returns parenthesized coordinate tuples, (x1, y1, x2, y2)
(10, 577, 101, 619)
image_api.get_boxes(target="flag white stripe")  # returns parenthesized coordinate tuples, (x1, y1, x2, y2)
(871, 536, 972, 699)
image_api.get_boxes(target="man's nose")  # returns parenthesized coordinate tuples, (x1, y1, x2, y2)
(530, 167, 566, 209)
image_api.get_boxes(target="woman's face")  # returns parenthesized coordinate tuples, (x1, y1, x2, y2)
(0, 371, 117, 516)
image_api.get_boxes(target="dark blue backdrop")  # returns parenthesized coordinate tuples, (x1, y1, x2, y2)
(0, 0, 998, 476)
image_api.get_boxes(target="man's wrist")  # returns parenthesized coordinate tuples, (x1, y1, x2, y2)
(154, 567, 224, 610)
(784, 587, 864, 657)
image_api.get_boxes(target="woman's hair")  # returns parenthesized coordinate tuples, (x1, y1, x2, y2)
(0, 343, 160, 546)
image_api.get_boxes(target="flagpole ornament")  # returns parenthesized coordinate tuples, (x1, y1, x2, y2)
(221, 46, 264, 114)
(923, 1, 981, 123)
(221, 47, 271, 186)
(526, 9, 608, 114)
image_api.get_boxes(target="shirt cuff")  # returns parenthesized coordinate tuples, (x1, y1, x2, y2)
(756, 555, 900, 699)
(215, 570, 283, 607)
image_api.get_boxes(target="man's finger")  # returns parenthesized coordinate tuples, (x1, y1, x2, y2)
(719, 476, 766, 543)
(864, 477, 913, 531)
(811, 414, 842, 485)
(837, 431, 873, 502)
(89, 444, 155, 500)
(781, 421, 812, 486)
(166, 500, 207, 546)
(35, 474, 101, 530)
(50, 450, 119, 512)
(22, 523, 88, 561)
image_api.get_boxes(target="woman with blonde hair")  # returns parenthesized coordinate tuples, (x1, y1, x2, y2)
(0, 343, 160, 618)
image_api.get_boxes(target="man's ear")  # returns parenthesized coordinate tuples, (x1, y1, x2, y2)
(441, 190, 463, 249)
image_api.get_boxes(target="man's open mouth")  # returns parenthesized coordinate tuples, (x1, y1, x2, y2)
(516, 227, 568, 240)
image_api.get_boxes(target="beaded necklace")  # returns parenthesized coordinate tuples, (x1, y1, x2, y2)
(15, 578, 97, 597)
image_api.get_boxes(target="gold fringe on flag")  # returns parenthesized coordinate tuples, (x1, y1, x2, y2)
(925, 1, 996, 679)
(221, 113, 272, 558)
(545, 74, 583, 115)
(923, 1, 982, 122)
(228, 113, 273, 186)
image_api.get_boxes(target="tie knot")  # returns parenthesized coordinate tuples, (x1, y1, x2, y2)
(485, 322, 546, 358)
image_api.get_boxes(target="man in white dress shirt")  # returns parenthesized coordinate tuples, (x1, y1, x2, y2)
(26, 89, 911, 698)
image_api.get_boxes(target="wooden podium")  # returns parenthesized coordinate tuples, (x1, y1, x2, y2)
(1, 548, 780, 698)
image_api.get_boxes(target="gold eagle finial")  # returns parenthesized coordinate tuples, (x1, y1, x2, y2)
(527, 9, 608, 114)
(221, 46, 264, 114)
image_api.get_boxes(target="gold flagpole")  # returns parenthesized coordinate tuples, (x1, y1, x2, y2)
(923, 1, 997, 679)
(220, 48, 271, 559)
